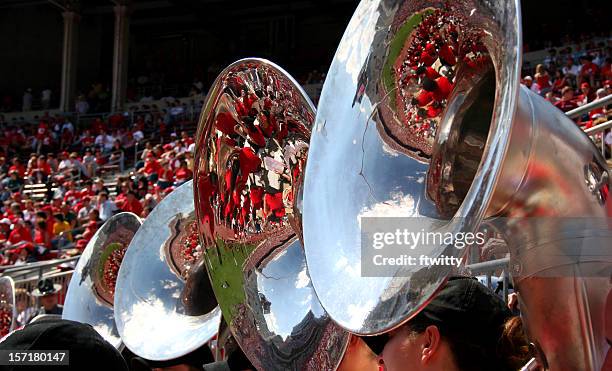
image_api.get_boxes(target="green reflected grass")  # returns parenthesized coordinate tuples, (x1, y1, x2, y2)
(382, 10, 433, 107)
(205, 239, 256, 325)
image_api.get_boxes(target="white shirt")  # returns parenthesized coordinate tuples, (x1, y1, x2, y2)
(99, 200, 118, 221)
(95, 134, 115, 150)
(62, 121, 74, 133)
(133, 130, 144, 142)
(58, 159, 72, 171)
(78, 205, 93, 220)
(562, 65, 580, 77)
(41, 89, 52, 101)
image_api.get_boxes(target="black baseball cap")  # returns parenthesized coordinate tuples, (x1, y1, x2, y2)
(364, 276, 511, 355)
(0, 320, 128, 371)
(416, 276, 512, 339)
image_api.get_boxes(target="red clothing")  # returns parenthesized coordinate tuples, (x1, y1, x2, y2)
(246, 126, 266, 148)
(122, 199, 143, 216)
(175, 168, 192, 182)
(92, 120, 104, 135)
(554, 99, 578, 112)
(433, 76, 453, 101)
(552, 77, 568, 92)
(114, 193, 127, 208)
(578, 92, 596, 105)
(8, 226, 32, 244)
(30, 162, 51, 176)
(439, 44, 456, 66)
(109, 114, 124, 129)
(81, 135, 94, 147)
(8, 164, 25, 177)
(34, 229, 51, 248)
(239, 147, 261, 176)
(420, 51, 436, 66)
(63, 190, 77, 203)
(250, 187, 264, 210)
(216, 112, 237, 136)
(580, 62, 599, 77)
(416, 90, 433, 107)
(36, 123, 48, 140)
(160, 168, 174, 182)
(535, 74, 550, 89)
(264, 192, 285, 218)
(143, 160, 162, 176)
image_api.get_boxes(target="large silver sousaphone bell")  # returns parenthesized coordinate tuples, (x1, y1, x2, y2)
(114, 180, 222, 361)
(63, 212, 142, 348)
(302, 0, 611, 370)
(194, 58, 349, 370)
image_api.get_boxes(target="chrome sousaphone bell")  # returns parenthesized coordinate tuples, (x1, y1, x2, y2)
(194, 58, 349, 370)
(63, 212, 142, 348)
(302, 0, 611, 370)
(114, 180, 222, 361)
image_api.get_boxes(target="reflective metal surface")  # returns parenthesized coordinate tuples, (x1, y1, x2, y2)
(0, 277, 15, 338)
(302, 0, 521, 335)
(302, 0, 611, 369)
(114, 180, 222, 361)
(194, 58, 348, 370)
(487, 87, 612, 371)
(63, 212, 141, 348)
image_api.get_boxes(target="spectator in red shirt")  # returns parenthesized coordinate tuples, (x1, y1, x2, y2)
(75, 220, 98, 252)
(33, 220, 52, 248)
(578, 82, 596, 105)
(174, 160, 192, 186)
(533, 64, 551, 95)
(28, 155, 52, 183)
(157, 159, 174, 189)
(551, 70, 569, 93)
(554, 86, 579, 113)
(181, 131, 194, 146)
(8, 219, 32, 245)
(79, 129, 95, 148)
(121, 191, 143, 216)
(141, 152, 162, 183)
(9, 158, 26, 178)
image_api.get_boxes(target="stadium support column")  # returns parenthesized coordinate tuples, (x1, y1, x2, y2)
(111, 4, 130, 113)
(59, 11, 80, 112)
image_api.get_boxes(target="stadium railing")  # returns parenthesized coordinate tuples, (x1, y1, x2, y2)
(0, 255, 79, 281)
(466, 257, 511, 303)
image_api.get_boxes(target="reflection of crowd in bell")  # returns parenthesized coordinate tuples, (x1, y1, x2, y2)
(395, 8, 490, 141)
(0, 292, 12, 337)
(198, 65, 311, 240)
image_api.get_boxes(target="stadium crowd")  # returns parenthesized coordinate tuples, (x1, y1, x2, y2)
(0, 101, 198, 267)
(520, 43, 612, 127)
